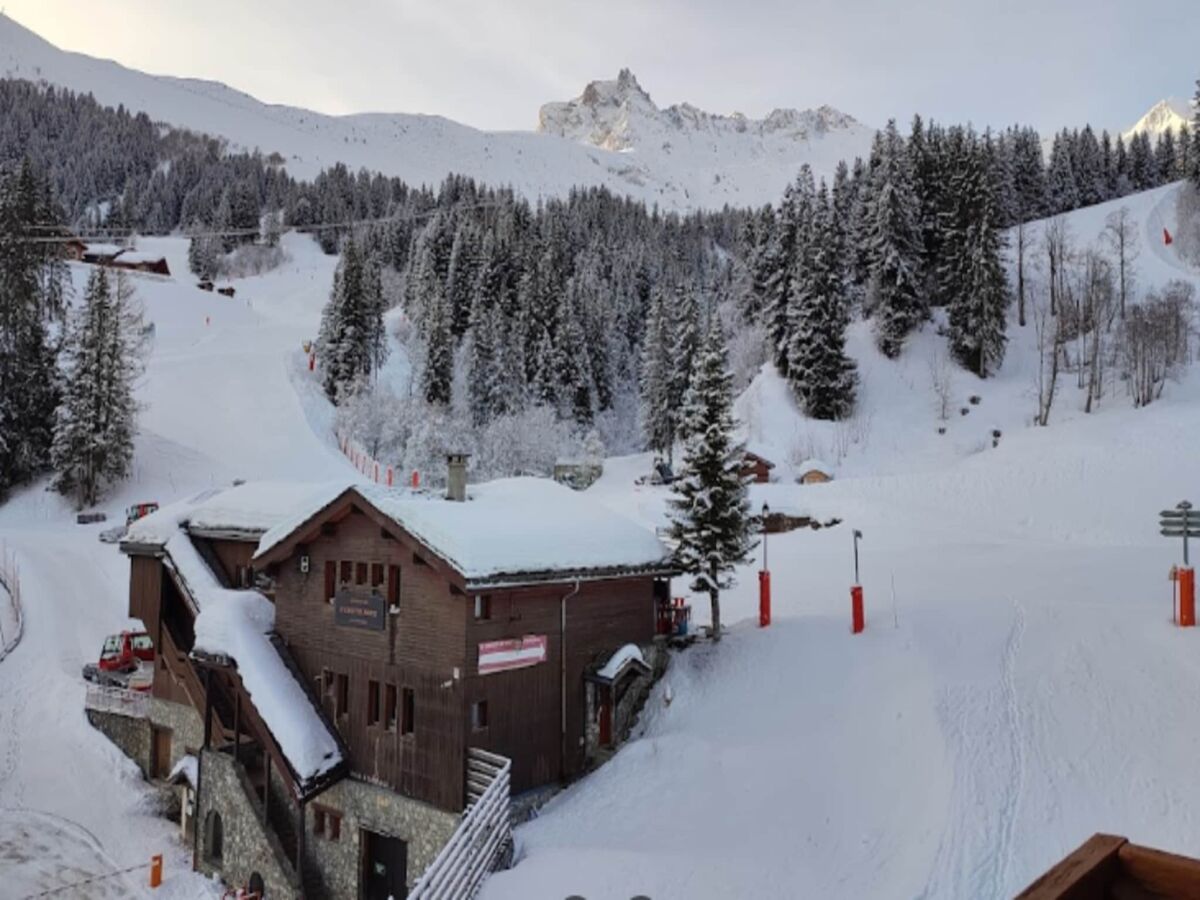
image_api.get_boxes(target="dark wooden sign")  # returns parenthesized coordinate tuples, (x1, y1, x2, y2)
(334, 588, 386, 632)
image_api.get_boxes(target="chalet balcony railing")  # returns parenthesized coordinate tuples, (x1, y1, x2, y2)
(409, 748, 513, 900)
(85, 683, 149, 718)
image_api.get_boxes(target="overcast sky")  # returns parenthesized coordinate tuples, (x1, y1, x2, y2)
(6, 0, 1196, 134)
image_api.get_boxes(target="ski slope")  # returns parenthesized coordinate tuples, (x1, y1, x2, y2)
(481, 183, 1200, 900)
(0, 182, 1197, 898)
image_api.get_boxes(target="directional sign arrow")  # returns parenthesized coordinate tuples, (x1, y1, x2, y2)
(1161, 510, 1188, 519)
(1162, 529, 1200, 537)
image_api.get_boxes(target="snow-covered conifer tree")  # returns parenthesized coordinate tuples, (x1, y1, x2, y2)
(668, 318, 756, 642)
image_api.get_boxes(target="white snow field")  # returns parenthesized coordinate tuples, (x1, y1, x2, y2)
(0, 180, 1197, 898)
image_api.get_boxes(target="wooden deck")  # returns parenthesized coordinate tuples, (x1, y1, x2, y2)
(1017, 833, 1200, 899)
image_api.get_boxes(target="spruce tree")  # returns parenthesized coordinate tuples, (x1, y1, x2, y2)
(668, 319, 756, 643)
(639, 287, 675, 460)
(786, 185, 858, 419)
(867, 120, 925, 357)
(317, 237, 387, 403)
(1047, 131, 1080, 213)
(51, 268, 142, 507)
(1193, 78, 1200, 189)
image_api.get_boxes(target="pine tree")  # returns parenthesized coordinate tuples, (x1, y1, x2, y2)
(786, 185, 858, 419)
(639, 287, 675, 459)
(946, 138, 1010, 378)
(420, 281, 454, 406)
(867, 120, 925, 357)
(51, 268, 143, 507)
(668, 319, 756, 643)
(1047, 131, 1080, 213)
(0, 160, 62, 498)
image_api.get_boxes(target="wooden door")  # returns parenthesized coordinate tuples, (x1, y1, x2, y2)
(152, 727, 172, 779)
(362, 830, 408, 900)
(598, 697, 613, 747)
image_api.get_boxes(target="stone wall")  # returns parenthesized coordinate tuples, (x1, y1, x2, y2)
(196, 749, 301, 900)
(584, 642, 668, 769)
(304, 775, 459, 897)
(87, 708, 152, 772)
(148, 697, 204, 774)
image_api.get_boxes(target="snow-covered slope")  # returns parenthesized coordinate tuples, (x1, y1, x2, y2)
(0, 15, 870, 210)
(1124, 97, 1192, 141)
(480, 183, 1200, 900)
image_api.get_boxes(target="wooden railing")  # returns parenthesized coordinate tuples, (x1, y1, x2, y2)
(85, 683, 150, 718)
(1017, 833, 1200, 898)
(409, 748, 512, 900)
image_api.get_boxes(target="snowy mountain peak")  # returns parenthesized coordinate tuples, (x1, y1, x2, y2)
(1124, 98, 1192, 141)
(538, 71, 866, 154)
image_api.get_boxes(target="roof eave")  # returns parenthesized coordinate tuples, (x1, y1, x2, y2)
(464, 562, 679, 592)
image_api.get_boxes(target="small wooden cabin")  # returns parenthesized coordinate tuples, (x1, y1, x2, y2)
(1017, 833, 1200, 899)
(62, 238, 87, 261)
(740, 450, 775, 484)
(109, 250, 171, 276)
(797, 459, 834, 485)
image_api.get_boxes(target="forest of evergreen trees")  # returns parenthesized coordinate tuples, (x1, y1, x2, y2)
(2, 75, 1199, 492)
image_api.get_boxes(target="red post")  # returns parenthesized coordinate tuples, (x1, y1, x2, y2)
(758, 570, 771, 627)
(851, 585, 864, 634)
(308, 353, 315, 371)
(149, 854, 163, 888)
(1180, 567, 1195, 627)
(411, 470, 420, 488)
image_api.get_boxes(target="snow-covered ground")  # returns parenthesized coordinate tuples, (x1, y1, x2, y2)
(1, 180, 1198, 898)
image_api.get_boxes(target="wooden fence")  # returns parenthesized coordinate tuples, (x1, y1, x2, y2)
(0, 541, 22, 662)
(409, 748, 513, 900)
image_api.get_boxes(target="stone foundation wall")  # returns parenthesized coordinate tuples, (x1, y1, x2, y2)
(87, 709, 152, 772)
(305, 776, 460, 897)
(148, 698, 204, 774)
(196, 749, 300, 900)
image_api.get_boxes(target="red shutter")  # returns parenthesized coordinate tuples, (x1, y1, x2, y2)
(324, 560, 335, 603)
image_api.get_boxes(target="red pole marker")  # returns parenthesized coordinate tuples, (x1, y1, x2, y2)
(851, 585, 865, 634)
(411, 470, 420, 488)
(1180, 567, 1195, 627)
(149, 854, 163, 888)
(758, 570, 771, 627)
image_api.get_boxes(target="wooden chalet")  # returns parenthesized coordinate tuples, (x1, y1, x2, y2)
(740, 448, 776, 484)
(117, 462, 674, 898)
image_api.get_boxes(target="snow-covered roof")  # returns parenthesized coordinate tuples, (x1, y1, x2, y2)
(595, 643, 648, 681)
(160, 524, 343, 784)
(112, 249, 168, 265)
(82, 242, 123, 257)
(255, 477, 672, 586)
(797, 459, 834, 477)
(168, 754, 198, 788)
(126, 480, 351, 545)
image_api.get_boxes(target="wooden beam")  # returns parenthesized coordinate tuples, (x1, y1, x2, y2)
(1117, 841, 1200, 898)
(1015, 833, 1127, 900)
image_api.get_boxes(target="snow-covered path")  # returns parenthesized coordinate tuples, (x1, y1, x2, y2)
(0, 235, 351, 897)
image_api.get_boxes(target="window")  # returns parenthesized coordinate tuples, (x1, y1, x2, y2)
(339, 560, 352, 584)
(474, 594, 492, 621)
(402, 687, 415, 735)
(355, 562, 368, 585)
(387, 565, 400, 610)
(384, 684, 398, 732)
(371, 563, 384, 588)
(324, 560, 336, 602)
(313, 806, 342, 842)
(322, 668, 334, 701)
(335, 673, 349, 718)
(471, 699, 488, 731)
(367, 680, 380, 727)
(205, 811, 224, 863)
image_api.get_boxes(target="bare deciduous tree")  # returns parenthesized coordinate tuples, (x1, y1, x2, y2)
(1119, 280, 1195, 407)
(1101, 206, 1139, 319)
(929, 352, 954, 421)
(1043, 216, 1072, 318)
(1032, 289, 1067, 426)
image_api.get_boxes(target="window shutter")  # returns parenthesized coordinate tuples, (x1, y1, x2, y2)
(324, 561, 335, 603)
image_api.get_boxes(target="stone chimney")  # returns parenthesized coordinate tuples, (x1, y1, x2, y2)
(446, 452, 470, 502)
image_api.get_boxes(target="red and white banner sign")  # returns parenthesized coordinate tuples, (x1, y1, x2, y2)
(478, 635, 548, 675)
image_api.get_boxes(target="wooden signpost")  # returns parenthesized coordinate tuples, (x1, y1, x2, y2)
(1161, 501, 1198, 627)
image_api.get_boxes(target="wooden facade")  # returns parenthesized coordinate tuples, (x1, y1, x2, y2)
(740, 451, 775, 484)
(261, 492, 667, 803)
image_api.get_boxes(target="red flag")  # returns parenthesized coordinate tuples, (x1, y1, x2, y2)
(1164, 227, 1174, 245)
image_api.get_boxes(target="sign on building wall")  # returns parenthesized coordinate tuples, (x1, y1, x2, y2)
(478, 635, 548, 675)
(334, 588, 386, 632)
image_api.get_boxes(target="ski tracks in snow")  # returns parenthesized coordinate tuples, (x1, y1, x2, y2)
(920, 598, 1027, 900)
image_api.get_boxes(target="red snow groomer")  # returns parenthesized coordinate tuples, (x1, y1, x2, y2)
(82, 631, 155, 690)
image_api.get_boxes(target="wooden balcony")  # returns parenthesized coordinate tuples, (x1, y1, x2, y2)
(1017, 833, 1200, 899)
